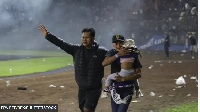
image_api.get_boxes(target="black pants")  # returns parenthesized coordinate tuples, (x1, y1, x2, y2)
(164, 46, 169, 58)
(78, 86, 102, 112)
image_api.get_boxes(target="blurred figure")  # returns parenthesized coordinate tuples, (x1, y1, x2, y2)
(164, 34, 170, 59)
(185, 34, 189, 52)
(188, 32, 197, 59)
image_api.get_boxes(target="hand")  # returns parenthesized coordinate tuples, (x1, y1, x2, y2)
(39, 24, 47, 37)
(115, 73, 125, 82)
(117, 48, 131, 57)
(137, 73, 141, 78)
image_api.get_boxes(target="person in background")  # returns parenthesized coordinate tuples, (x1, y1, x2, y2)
(39, 24, 108, 112)
(164, 34, 170, 59)
(188, 32, 197, 59)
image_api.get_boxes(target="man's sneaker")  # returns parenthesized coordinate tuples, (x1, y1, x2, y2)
(136, 89, 143, 98)
(101, 89, 110, 98)
(101, 91, 108, 98)
(103, 88, 110, 93)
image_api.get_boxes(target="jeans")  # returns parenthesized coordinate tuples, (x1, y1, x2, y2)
(111, 86, 134, 112)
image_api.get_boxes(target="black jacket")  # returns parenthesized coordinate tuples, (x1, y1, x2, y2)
(46, 32, 108, 89)
(164, 35, 170, 47)
(189, 36, 197, 45)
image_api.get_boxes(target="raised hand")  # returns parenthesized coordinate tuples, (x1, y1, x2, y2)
(39, 24, 47, 37)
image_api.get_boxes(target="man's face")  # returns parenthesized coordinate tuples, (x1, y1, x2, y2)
(82, 32, 94, 49)
(112, 41, 124, 51)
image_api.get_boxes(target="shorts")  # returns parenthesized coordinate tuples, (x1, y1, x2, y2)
(78, 86, 102, 112)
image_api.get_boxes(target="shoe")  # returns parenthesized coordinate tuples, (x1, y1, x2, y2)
(101, 91, 109, 98)
(103, 88, 110, 93)
(136, 89, 143, 98)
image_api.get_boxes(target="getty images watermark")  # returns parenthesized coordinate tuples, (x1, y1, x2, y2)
(0, 104, 58, 112)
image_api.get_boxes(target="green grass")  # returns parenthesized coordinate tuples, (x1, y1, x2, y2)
(0, 50, 69, 56)
(0, 57, 73, 77)
(164, 102, 198, 112)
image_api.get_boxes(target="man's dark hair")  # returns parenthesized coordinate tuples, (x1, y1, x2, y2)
(82, 28, 95, 38)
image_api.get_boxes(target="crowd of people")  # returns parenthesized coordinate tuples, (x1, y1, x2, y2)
(1, 0, 197, 46)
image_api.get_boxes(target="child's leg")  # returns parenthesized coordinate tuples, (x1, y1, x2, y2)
(105, 73, 117, 87)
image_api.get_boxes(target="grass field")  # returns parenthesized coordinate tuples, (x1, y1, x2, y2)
(0, 50, 69, 56)
(164, 102, 198, 112)
(0, 50, 73, 77)
(0, 57, 73, 77)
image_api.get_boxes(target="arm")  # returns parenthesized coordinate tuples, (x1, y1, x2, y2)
(102, 49, 131, 67)
(39, 24, 78, 55)
(102, 56, 117, 67)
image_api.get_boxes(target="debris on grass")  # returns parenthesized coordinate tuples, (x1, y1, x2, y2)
(176, 76, 186, 86)
(6, 80, 10, 86)
(131, 100, 140, 103)
(60, 86, 65, 88)
(69, 102, 74, 105)
(150, 92, 155, 96)
(9, 68, 12, 73)
(190, 76, 197, 80)
(18, 87, 27, 90)
(178, 61, 182, 63)
(175, 85, 186, 88)
(149, 65, 153, 69)
(49, 85, 56, 88)
(187, 94, 191, 97)
(30, 90, 35, 93)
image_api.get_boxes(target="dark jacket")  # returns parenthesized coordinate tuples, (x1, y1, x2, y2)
(189, 36, 197, 45)
(46, 32, 108, 89)
(164, 35, 170, 47)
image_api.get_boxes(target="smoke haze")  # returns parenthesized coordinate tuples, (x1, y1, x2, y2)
(0, 0, 198, 51)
